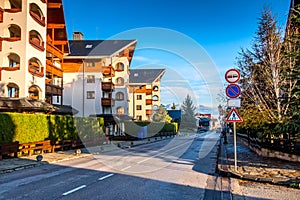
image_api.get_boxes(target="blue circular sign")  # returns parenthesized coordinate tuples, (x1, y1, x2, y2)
(226, 84, 241, 98)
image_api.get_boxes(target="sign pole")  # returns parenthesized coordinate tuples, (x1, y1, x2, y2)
(233, 122, 237, 171)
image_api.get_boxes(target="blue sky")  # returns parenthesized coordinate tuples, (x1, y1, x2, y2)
(62, 0, 291, 114)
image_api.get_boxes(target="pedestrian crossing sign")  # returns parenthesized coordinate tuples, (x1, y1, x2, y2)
(226, 108, 243, 122)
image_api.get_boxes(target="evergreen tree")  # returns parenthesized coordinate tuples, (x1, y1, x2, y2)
(180, 94, 197, 131)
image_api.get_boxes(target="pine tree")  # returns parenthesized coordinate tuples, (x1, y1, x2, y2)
(180, 94, 197, 131)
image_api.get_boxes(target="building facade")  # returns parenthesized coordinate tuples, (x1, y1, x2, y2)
(63, 33, 137, 117)
(129, 69, 166, 121)
(0, 0, 68, 105)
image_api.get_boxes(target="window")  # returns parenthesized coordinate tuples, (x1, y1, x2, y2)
(115, 92, 124, 100)
(115, 62, 124, 71)
(137, 115, 142, 121)
(116, 77, 124, 85)
(152, 95, 159, 101)
(87, 75, 95, 83)
(7, 83, 19, 97)
(153, 86, 159, 91)
(136, 105, 142, 110)
(137, 95, 142, 100)
(87, 91, 95, 99)
(86, 62, 95, 67)
(85, 44, 93, 48)
(117, 107, 124, 114)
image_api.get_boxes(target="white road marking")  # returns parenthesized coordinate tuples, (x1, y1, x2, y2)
(121, 166, 132, 171)
(62, 185, 86, 196)
(98, 173, 114, 181)
(137, 140, 192, 164)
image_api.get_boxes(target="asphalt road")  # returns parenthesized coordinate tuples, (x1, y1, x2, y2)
(0, 131, 228, 200)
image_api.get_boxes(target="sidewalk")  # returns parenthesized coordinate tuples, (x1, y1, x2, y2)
(0, 136, 173, 174)
(218, 134, 300, 186)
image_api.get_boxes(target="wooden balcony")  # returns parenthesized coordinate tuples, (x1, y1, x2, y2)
(102, 82, 115, 91)
(145, 89, 152, 95)
(28, 64, 44, 77)
(46, 42, 63, 60)
(46, 83, 62, 96)
(101, 98, 115, 107)
(0, 65, 20, 71)
(4, 8, 22, 13)
(102, 66, 115, 77)
(29, 38, 45, 51)
(146, 109, 152, 115)
(46, 60, 63, 77)
(0, 8, 3, 23)
(29, 11, 45, 27)
(146, 99, 152, 105)
(1, 37, 21, 42)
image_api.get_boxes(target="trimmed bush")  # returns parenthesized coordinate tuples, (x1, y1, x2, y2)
(0, 113, 104, 143)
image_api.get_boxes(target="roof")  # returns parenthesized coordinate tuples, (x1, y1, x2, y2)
(66, 40, 137, 58)
(129, 69, 166, 84)
(0, 98, 78, 115)
(0, 98, 55, 112)
(167, 110, 182, 119)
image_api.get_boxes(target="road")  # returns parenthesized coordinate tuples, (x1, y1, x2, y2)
(0, 131, 229, 200)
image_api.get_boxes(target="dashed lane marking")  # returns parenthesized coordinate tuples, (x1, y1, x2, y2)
(98, 173, 114, 181)
(62, 185, 87, 196)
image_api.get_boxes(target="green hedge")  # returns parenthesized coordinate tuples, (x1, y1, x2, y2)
(123, 121, 178, 138)
(0, 113, 104, 143)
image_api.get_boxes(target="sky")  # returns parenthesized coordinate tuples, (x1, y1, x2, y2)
(62, 0, 291, 115)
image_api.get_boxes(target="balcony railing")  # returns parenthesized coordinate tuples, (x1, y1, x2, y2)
(1, 37, 21, 42)
(101, 98, 115, 107)
(145, 89, 152, 95)
(29, 11, 45, 27)
(0, 8, 3, 22)
(146, 109, 152, 115)
(146, 99, 152, 105)
(102, 66, 115, 77)
(46, 83, 62, 95)
(4, 8, 22, 13)
(29, 38, 45, 51)
(46, 60, 63, 77)
(102, 82, 115, 91)
(0, 65, 20, 71)
(28, 64, 44, 77)
(46, 42, 63, 60)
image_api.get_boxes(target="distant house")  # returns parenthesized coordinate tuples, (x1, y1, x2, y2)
(167, 110, 181, 126)
(129, 69, 166, 121)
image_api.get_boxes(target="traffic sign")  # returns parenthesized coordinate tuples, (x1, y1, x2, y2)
(226, 108, 243, 122)
(225, 69, 240, 83)
(227, 98, 241, 108)
(226, 84, 241, 98)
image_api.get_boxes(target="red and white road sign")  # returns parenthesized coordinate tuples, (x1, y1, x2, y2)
(225, 69, 240, 83)
(226, 108, 243, 122)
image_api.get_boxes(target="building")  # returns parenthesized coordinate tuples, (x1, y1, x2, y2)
(129, 69, 166, 121)
(0, 0, 68, 105)
(63, 32, 137, 117)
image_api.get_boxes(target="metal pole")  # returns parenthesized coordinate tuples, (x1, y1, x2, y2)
(233, 122, 237, 171)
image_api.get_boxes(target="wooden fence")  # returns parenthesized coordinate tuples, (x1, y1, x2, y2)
(0, 139, 84, 160)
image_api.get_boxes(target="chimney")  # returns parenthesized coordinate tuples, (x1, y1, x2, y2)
(73, 31, 84, 40)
